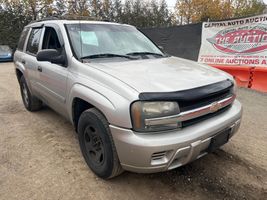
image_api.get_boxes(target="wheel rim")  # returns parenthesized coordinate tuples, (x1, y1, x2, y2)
(84, 125, 105, 166)
(22, 83, 29, 106)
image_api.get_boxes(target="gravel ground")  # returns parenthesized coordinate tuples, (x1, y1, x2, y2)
(0, 62, 266, 200)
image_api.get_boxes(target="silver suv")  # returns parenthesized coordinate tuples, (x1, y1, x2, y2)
(14, 20, 242, 179)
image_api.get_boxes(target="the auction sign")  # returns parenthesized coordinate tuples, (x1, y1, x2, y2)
(198, 14, 267, 67)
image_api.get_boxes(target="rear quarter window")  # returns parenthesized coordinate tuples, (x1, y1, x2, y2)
(17, 27, 30, 51)
(26, 28, 42, 55)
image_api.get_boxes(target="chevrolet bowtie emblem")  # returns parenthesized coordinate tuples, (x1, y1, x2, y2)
(210, 102, 222, 113)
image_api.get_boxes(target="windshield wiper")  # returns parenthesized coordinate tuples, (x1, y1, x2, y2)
(126, 52, 165, 57)
(80, 53, 135, 60)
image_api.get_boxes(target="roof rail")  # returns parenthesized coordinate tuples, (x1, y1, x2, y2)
(60, 14, 101, 21)
(36, 16, 59, 22)
(29, 15, 111, 24)
(29, 16, 59, 24)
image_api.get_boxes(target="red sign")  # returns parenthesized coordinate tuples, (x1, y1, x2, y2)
(207, 25, 267, 54)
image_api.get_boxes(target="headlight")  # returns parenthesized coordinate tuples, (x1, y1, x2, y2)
(131, 101, 181, 132)
(233, 79, 237, 95)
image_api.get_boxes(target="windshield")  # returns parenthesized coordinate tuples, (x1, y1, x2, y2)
(65, 23, 164, 60)
(0, 45, 11, 54)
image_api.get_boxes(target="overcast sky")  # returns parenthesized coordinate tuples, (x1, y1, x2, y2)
(166, 0, 176, 8)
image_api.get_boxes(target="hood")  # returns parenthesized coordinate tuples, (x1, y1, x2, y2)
(86, 57, 232, 93)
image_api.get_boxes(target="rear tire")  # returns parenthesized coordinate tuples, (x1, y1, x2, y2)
(20, 76, 42, 112)
(78, 108, 123, 179)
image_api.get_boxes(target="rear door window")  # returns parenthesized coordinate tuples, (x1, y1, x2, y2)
(17, 27, 30, 51)
(26, 28, 42, 55)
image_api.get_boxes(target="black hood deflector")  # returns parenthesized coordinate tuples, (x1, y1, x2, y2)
(138, 80, 233, 101)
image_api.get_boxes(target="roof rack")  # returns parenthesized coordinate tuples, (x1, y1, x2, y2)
(29, 16, 58, 24)
(34, 16, 59, 22)
(61, 14, 103, 21)
(30, 15, 111, 24)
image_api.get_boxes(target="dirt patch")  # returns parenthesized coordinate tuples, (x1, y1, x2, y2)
(0, 63, 266, 200)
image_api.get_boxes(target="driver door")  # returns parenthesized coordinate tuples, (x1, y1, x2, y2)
(36, 24, 69, 116)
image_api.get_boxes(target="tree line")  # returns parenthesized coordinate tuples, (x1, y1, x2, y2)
(0, 0, 266, 48)
(176, 0, 266, 24)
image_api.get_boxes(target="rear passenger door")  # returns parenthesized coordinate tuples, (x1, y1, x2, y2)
(36, 24, 68, 115)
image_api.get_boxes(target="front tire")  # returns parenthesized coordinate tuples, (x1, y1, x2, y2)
(19, 76, 42, 112)
(78, 108, 123, 179)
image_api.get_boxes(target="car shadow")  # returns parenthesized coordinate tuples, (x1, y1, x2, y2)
(28, 105, 266, 200)
(109, 149, 266, 200)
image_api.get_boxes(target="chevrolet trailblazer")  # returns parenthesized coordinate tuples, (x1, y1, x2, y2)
(14, 19, 242, 179)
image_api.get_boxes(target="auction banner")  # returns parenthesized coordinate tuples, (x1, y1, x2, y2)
(198, 14, 267, 67)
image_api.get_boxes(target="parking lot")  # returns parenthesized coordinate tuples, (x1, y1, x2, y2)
(0, 62, 266, 200)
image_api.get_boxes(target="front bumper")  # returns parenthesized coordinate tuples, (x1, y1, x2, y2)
(110, 100, 242, 173)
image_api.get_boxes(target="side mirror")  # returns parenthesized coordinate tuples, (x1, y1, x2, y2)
(37, 49, 66, 66)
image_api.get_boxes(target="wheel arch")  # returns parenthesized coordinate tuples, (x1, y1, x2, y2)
(69, 83, 133, 130)
(15, 68, 23, 83)
(14, 59, 26, 83)
(69, 84, 116, 131)
(72, 97, 94, 131)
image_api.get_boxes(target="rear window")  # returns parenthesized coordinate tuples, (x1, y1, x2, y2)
(26, 28, 42, 55)
(17, 27, 30, 51)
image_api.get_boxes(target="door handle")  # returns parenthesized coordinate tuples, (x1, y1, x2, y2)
(22, 60, 26, 64)
(37, 66, 42, 72)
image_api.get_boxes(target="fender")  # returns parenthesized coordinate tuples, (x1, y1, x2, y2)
(14, 50, 26, 76)
(68, 83, 133, 128)
(14, 60, 26, 82)
(14, 59, 36, 94)
(15, 60, 26, 73)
